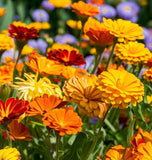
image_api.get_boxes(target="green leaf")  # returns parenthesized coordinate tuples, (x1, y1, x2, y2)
(17, 1, 26, 21)
(13, 68, 20, 83)
(0, 0, 14, 31)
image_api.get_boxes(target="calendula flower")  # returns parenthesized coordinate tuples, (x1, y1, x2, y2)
(28, 22, 51, 30)
(47, 48, 85, 66)
(103, 18, 144, 42)
(26, 52, 64, 76)
(8, 119, 33, 141)
(63, 74, 108, 118)
(8, 23, 39, 41)
(115, 41, 152, 65)
(86, 0, 104, 5)
(43, 106, 83, 136)
(143, 68, 152, 82)
(21, 44, 34, 56)
(0, 98, 28, 124)
(66, 20, 82, 30)
(84, 17, 114, 46)
(0, 8, 6, 17)
(71, 1, 99, 17)
(147, 95, 152, 105)
(105, 145, 138, 160)
(12, 73, 62, 101)
(27, 94, 67, 116)
(96, 69, 144, 109)
(48, 0, 71, 8)
(0, 146, 21, 160)
(0, 34, 14, 51)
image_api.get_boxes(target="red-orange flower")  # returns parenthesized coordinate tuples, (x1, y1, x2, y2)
(27, 94, 67, 117)
(8, 24, 39, 41)
(84, 17, 114, 46)
(47, 48, 85, 66)
(71, 1, 99, 17)
(0, 98, 29, 123)
(43, 106, 83, 136)
(8, 120, 33, 141)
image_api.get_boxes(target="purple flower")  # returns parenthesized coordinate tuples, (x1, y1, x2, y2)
(28, 39, 48, 53)
(96, 4, 116, 21)
(14, 15, 20, 21)
(116, 1, 140, 22)
(1, 49, 18, 62)
(32, 9, 49, 22)
(81, 55, 94, 70)
(142, 27, 149, 41)
(90, 117, 99, 125)
(54, 34, 77, 44)
(145, 37, 152, 52)
(41, 0, 55, 10)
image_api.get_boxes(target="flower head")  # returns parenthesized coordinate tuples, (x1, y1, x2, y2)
(47, 48, 85, 66)
(71, 1, 99, 17)
(0, 98, 28, 124)
(0, 8, 6, 17)
(12, 73, 62, 101)
(66, 20, 82, 30)
(103, 18, 144, 42)
(145, 36, 152, 52)
(96, 69, 144, 109)
(48, 0, 71, 8)
(26, 52, 64, 76)
(115, 41, 152, 65)
(143, 68, 152, 82)
(27, 94, 67, 116)
(0, 146, 21, 160)
(8, 22, 39, 41)
(0, 34, 14, 51)
(63, 74, 108, 118)
(8, 119, 33, 141)
(28, 22, 51, 30)
(32, 9, 49, 22)
(86, 0, 104, 5)
(41, 0, 55, 10)
(43, 106, 83, 136)
(54, 34, 77, 44)
(84, 17, 114, 46)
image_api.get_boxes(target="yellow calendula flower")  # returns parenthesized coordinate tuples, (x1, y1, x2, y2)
(96, 69, 144, 109)
(103, 18, 144, 42)
(12, 21, 28, 28)
(49, 0, 71, 8)
(0, 146, 21, 160)
(12, 73, 62, 101)
(143, 68, 152, 82)
(66, 20, 82, 30)
(28, 22, 51, 30)
(21, 44, 34, 56)
(0, 8, 6, 17)
(63, 74, 108, 118)
(115, 41, 152, 65)
(147, 95, 152, 105)
(0, 34, 14, 51)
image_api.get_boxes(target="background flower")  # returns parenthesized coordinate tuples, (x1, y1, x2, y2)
(32, 9, 49, 22)
(54, 34, 77, 44)
(41, 0, 55, 10)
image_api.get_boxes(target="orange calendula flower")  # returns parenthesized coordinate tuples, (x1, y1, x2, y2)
(84, 17, 114, 46)
(66, 20, 82, 30)
(12, 73, 62, 101)
(115, 41, 152, 65)
(0, 146, 21, 160)
(47, 48, 85, 66)
(28, 22, 51, 30)
(63, 74, 108, 118)
(143, 68, 152, 82)
(0, 8, 6, 17)
(27, 94, 67, 116)
(90, 0, 104, 5)
(49, 0, 71, 8)
(26, 52, 64, 76)
(8, 119, 33, 141)
(0, 98, 29, 124)
(96, 69, 144, 109)
(8, 23, 39, 41)
(71, 1, 99, 17)
(43, 106, 83, 136)
(103, 18, 144, 42)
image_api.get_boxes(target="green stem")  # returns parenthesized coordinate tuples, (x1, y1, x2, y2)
(84, 105, 112, 160)
(136, 63, 143, 77)
(105, 40, 117, 71)
(79, 26, 83, 52)
(5, 130, 12, 147)
(56, 133, 60, 160)
(117, 58, 122, 69)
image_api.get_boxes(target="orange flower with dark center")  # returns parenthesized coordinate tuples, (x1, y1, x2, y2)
(27, 94, 67, 117)
(47, 49, 86, 66)
(84, 17, 114, 46)
(8, 120, 33, 141)
(8, 24, 39, 41)
(0, 98, 29, 124)
(43, 106, 83, 136)
(71, 1, 99, 17)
